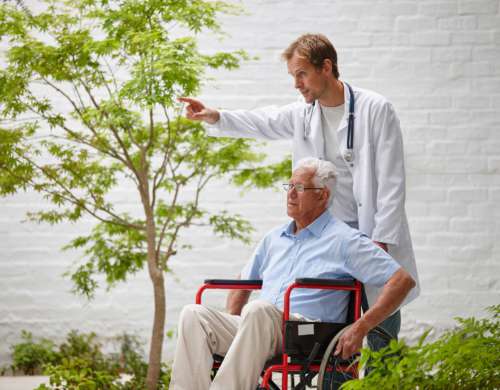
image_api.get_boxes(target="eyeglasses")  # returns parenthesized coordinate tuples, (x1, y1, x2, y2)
(282, 183, 323, 192)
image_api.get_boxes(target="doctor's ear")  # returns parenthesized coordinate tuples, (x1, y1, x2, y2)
(321, 59, 333, 74)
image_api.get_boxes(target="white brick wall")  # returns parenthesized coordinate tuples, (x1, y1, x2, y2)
(1, 0, 499, 364)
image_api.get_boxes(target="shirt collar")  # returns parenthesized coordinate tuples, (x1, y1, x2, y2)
(281, 210, 333, 238)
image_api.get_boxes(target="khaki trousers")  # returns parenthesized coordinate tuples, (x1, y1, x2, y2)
(169, 300, 286, 390)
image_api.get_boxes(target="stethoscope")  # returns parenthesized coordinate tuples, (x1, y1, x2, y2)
(303, 82, 355, 163)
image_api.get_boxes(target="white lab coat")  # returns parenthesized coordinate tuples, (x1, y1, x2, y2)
(208, 82, 420, 308)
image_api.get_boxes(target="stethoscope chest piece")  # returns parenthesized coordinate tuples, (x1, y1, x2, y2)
(343, 150, 354, 162)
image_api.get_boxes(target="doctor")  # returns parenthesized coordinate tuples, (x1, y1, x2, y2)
(179, 33, 419, 351)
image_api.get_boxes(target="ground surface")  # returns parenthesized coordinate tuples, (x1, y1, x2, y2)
(0, 376, 49, 390)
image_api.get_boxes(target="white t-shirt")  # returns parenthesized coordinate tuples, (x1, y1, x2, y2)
(320, 104, 358, 222)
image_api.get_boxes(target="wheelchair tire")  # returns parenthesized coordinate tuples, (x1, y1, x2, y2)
(317, 325, 358, 389)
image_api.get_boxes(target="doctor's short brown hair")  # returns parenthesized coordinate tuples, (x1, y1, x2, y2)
(282, 34, 340, 79)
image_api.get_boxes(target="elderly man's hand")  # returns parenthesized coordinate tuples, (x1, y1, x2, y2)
(334, 321, 370, 359)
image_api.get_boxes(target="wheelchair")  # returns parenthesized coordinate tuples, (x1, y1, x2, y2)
(195, 277, 392, 389)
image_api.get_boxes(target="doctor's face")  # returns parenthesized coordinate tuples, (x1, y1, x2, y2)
(287, 53, 330, 104)
(286, 168, 328, 222)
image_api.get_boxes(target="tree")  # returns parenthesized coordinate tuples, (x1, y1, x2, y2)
(0, 0, 291, 388)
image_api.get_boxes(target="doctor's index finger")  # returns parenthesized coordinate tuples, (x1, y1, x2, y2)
(178, 97, 204, 109)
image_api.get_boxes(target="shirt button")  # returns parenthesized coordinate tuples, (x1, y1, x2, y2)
(350, 164, 354, 167)
(358, 203, 362, 207)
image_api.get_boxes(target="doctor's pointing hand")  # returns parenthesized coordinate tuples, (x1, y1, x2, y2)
(178, 97, 219, 124)
(178, 33, 420, 355)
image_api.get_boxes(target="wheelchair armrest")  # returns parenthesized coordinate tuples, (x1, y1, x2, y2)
(294, 278, 355, 287)
(204, 279, 263, 287)
(196, 280, 262, 304)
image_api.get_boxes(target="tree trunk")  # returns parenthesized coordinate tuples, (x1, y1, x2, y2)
(138, 166, 166, 390)
(146, 268, 166, 390)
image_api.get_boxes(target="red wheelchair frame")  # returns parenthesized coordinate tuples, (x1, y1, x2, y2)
(195, 277, 363, 389)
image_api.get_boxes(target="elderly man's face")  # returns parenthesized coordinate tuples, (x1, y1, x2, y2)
(287, 168, 328, 222)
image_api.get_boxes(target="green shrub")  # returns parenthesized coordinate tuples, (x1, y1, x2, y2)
(10, 331, 61, 375)
(58, 331, 120, 375)
(21, 330, 171, 389)
(113, 333, 171, 389)
(35, 359, 171, 390)
(37, 357, 120, 390)
(118, 361, 171, 390)
(59, 331, 101, 360)
(343, 305, 500, 390)
(110, 333, 144, 375)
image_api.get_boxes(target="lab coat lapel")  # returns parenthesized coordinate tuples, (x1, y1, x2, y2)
(336, 118, 348, 160)
(309, 101, 325, 160)
(336, 82, 351, 163)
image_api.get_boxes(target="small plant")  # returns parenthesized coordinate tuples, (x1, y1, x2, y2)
(37, 358, 170, 390)
(110, 333, 171, 389)
(343, 305, 500, 390)
(118, 361, 171, 390)
(16, 330, 172, 389)
(9, 330, 149, 378)
(37, 357, 120, 390)
(10, 331, 60, 375)
(109, 333, 144, 375)
(59, 331, 101, 359)
(58, 330, 120, 375)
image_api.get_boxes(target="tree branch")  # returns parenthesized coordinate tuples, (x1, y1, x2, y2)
(157, 164, 215, 269)
(77, 77, 141, 181)
(146, 107, 154, 150)
(41, 77, 85, 118)
(103, 57, 121, 102)
(25, 101, 131, 173)
(38, 78, 125, 161)
(5, 157, 142, 231)
(155, 181, 180, 256)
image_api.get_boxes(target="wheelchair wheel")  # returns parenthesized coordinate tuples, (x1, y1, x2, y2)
(317, 325, 358, 389)
(317, 325, 395, 389)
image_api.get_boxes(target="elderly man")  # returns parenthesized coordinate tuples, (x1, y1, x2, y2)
(169, 158, 416, 390)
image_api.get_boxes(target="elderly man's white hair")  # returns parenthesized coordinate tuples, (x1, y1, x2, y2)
(294, 158, 337, 205)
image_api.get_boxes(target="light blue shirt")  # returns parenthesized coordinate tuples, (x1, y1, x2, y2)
(241, 210, 401, 323)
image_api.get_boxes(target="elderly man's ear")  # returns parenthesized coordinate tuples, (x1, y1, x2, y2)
(320, 188, 330, 203)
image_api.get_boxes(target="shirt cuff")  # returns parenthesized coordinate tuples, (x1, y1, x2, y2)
(205, 110, 228, 136)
